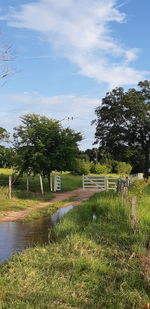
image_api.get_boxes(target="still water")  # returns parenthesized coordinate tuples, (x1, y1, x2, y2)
(0, 205, 73, 264)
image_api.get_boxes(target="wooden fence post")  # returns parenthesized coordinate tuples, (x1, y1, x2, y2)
(130, 196, 138, 229)
(39, 175, 44, 195)
(105, 176, 108, 191)
(82, 175, 85, 190)
(26, 175, 29, 193)
(54, 175, 56, 192)
(8, 176, 12, 199)
(121, 186, 128, 205)
(50, 173, 53, 191)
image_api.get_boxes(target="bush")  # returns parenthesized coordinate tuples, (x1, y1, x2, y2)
(74, 159, 91, 175)
(116, 162, 132, 175)
(90, 163, 111, 174)
(131, 179, 149, 196)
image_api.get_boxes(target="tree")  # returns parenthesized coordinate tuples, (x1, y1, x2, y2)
(93, 81, 150, 176)
(0, 127, 10, 167)
(0, 146, 15, 168)
(13, 114, 82, 184)
(0, 127, 9, 142)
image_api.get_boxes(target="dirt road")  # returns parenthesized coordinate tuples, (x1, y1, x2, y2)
(0, 188, 99, 222)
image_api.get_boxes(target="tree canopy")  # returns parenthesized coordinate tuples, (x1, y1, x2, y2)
(0, 127, 9, 142)
(93, 80, 150, 176)
(13, 114, 82, 176)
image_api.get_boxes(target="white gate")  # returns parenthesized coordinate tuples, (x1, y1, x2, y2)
(82, 175, 117, 192)
(54, 174, 61, 192)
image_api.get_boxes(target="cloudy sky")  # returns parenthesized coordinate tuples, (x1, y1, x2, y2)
(0, 0, 150, 149)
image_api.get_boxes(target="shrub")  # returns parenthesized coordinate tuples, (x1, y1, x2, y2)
(90, 163, 111, 174)
(74, 159, 91, 175)
(131, 179, 149, 196)
(116, 162, 132, 175)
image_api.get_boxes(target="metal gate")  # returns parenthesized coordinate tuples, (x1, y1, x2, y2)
(82, 175, 117, 191)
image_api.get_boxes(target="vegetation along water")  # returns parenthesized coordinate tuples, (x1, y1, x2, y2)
(0, 184, 150, 308)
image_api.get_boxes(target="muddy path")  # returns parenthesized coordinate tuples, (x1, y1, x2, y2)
(0, 188, 99, 222)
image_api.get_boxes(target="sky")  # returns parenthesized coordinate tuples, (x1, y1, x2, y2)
(0, 0, 150, 149)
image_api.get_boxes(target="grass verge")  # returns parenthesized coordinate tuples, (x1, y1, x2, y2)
(0, 190, 150, 308)
(0, 172, 81, 213)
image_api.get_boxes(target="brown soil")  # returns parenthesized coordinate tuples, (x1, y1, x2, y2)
(0, 188, 99, 222)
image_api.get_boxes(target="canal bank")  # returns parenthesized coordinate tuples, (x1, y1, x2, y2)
(0, 191, 149, 308)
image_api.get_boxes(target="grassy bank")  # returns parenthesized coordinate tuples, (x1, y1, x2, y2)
(0, 171, 82, 213)
(0, 190, 150, 308)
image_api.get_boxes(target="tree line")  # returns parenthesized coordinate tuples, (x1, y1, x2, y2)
(0, 114, 82, 183)
(93, 80, 150, 177)
(1, 80, 150, 178)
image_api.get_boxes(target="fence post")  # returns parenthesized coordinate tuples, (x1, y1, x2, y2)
(82, 175, 85, 190)
(130, 196, 138, 230)
(8, 176, 12, 199)
(54, 175, 56, 192)
(50, 173, 53, 191)
(26, 175, 29, 193)
(39, 175, 44, 195)
(105, 176, 108, 191)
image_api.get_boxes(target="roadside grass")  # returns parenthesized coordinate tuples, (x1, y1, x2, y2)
(0, 171, 82, 213)
(0, 190, 150, 308)
(129, 184, 150, 254)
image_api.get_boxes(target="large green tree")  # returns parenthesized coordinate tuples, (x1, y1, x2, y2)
(13, 114, 82, 180)
(93, 81, 150, 176)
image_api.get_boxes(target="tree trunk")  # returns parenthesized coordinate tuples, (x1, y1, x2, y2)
(47, 172, 52, 191)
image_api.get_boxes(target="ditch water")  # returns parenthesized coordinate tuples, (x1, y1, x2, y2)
(0, 205, 74, 264)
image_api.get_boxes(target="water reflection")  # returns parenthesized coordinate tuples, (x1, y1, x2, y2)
(0, 205, 73, 264)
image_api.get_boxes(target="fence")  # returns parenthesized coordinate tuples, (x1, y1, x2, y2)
(0, 173, 62, 199)
(54, 174, 61, 192)
(82, 175, 118, 192)
(130, 173, 144, 184)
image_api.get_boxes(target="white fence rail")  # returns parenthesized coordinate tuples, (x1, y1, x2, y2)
(54, 174, 61, 192)
(82, 175, 118, 192)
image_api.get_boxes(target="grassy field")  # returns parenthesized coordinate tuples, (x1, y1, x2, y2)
(0, 169, 82, 213)
(0, 188, 150, 308)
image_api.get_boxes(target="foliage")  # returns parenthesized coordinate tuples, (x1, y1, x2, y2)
(131, 179, 150, 196)
(78, 150, 90, 162)
(93, 81, 150, 176)
(0, 127, 9, 143)
(90, 162, 111, 174)
(116, 161, 132, 175)
(74, 159, 91, 175)
(0, 146, 15, 168)
(13, 114, 82, 178)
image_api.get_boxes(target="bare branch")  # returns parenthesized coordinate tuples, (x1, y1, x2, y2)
(0, 35, 15, 84)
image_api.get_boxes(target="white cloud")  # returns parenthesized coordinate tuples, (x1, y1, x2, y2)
(0, 93, 99, 149)
(1, 0, 148, 87)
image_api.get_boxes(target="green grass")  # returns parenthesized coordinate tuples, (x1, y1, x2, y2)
(24, 196, 78, 221)
(0, 170, 82, 213)
(0, 190, 150, 308)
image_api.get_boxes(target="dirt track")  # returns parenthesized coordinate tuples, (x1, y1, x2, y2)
(0, 188, 99, 222)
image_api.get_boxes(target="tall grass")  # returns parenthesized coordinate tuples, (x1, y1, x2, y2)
(0, 191, 149, 308)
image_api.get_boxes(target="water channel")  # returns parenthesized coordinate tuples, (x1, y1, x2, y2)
(0, 205, 74, 264)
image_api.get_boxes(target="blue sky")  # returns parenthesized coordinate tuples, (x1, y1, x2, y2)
(0, 0, 150, 149)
